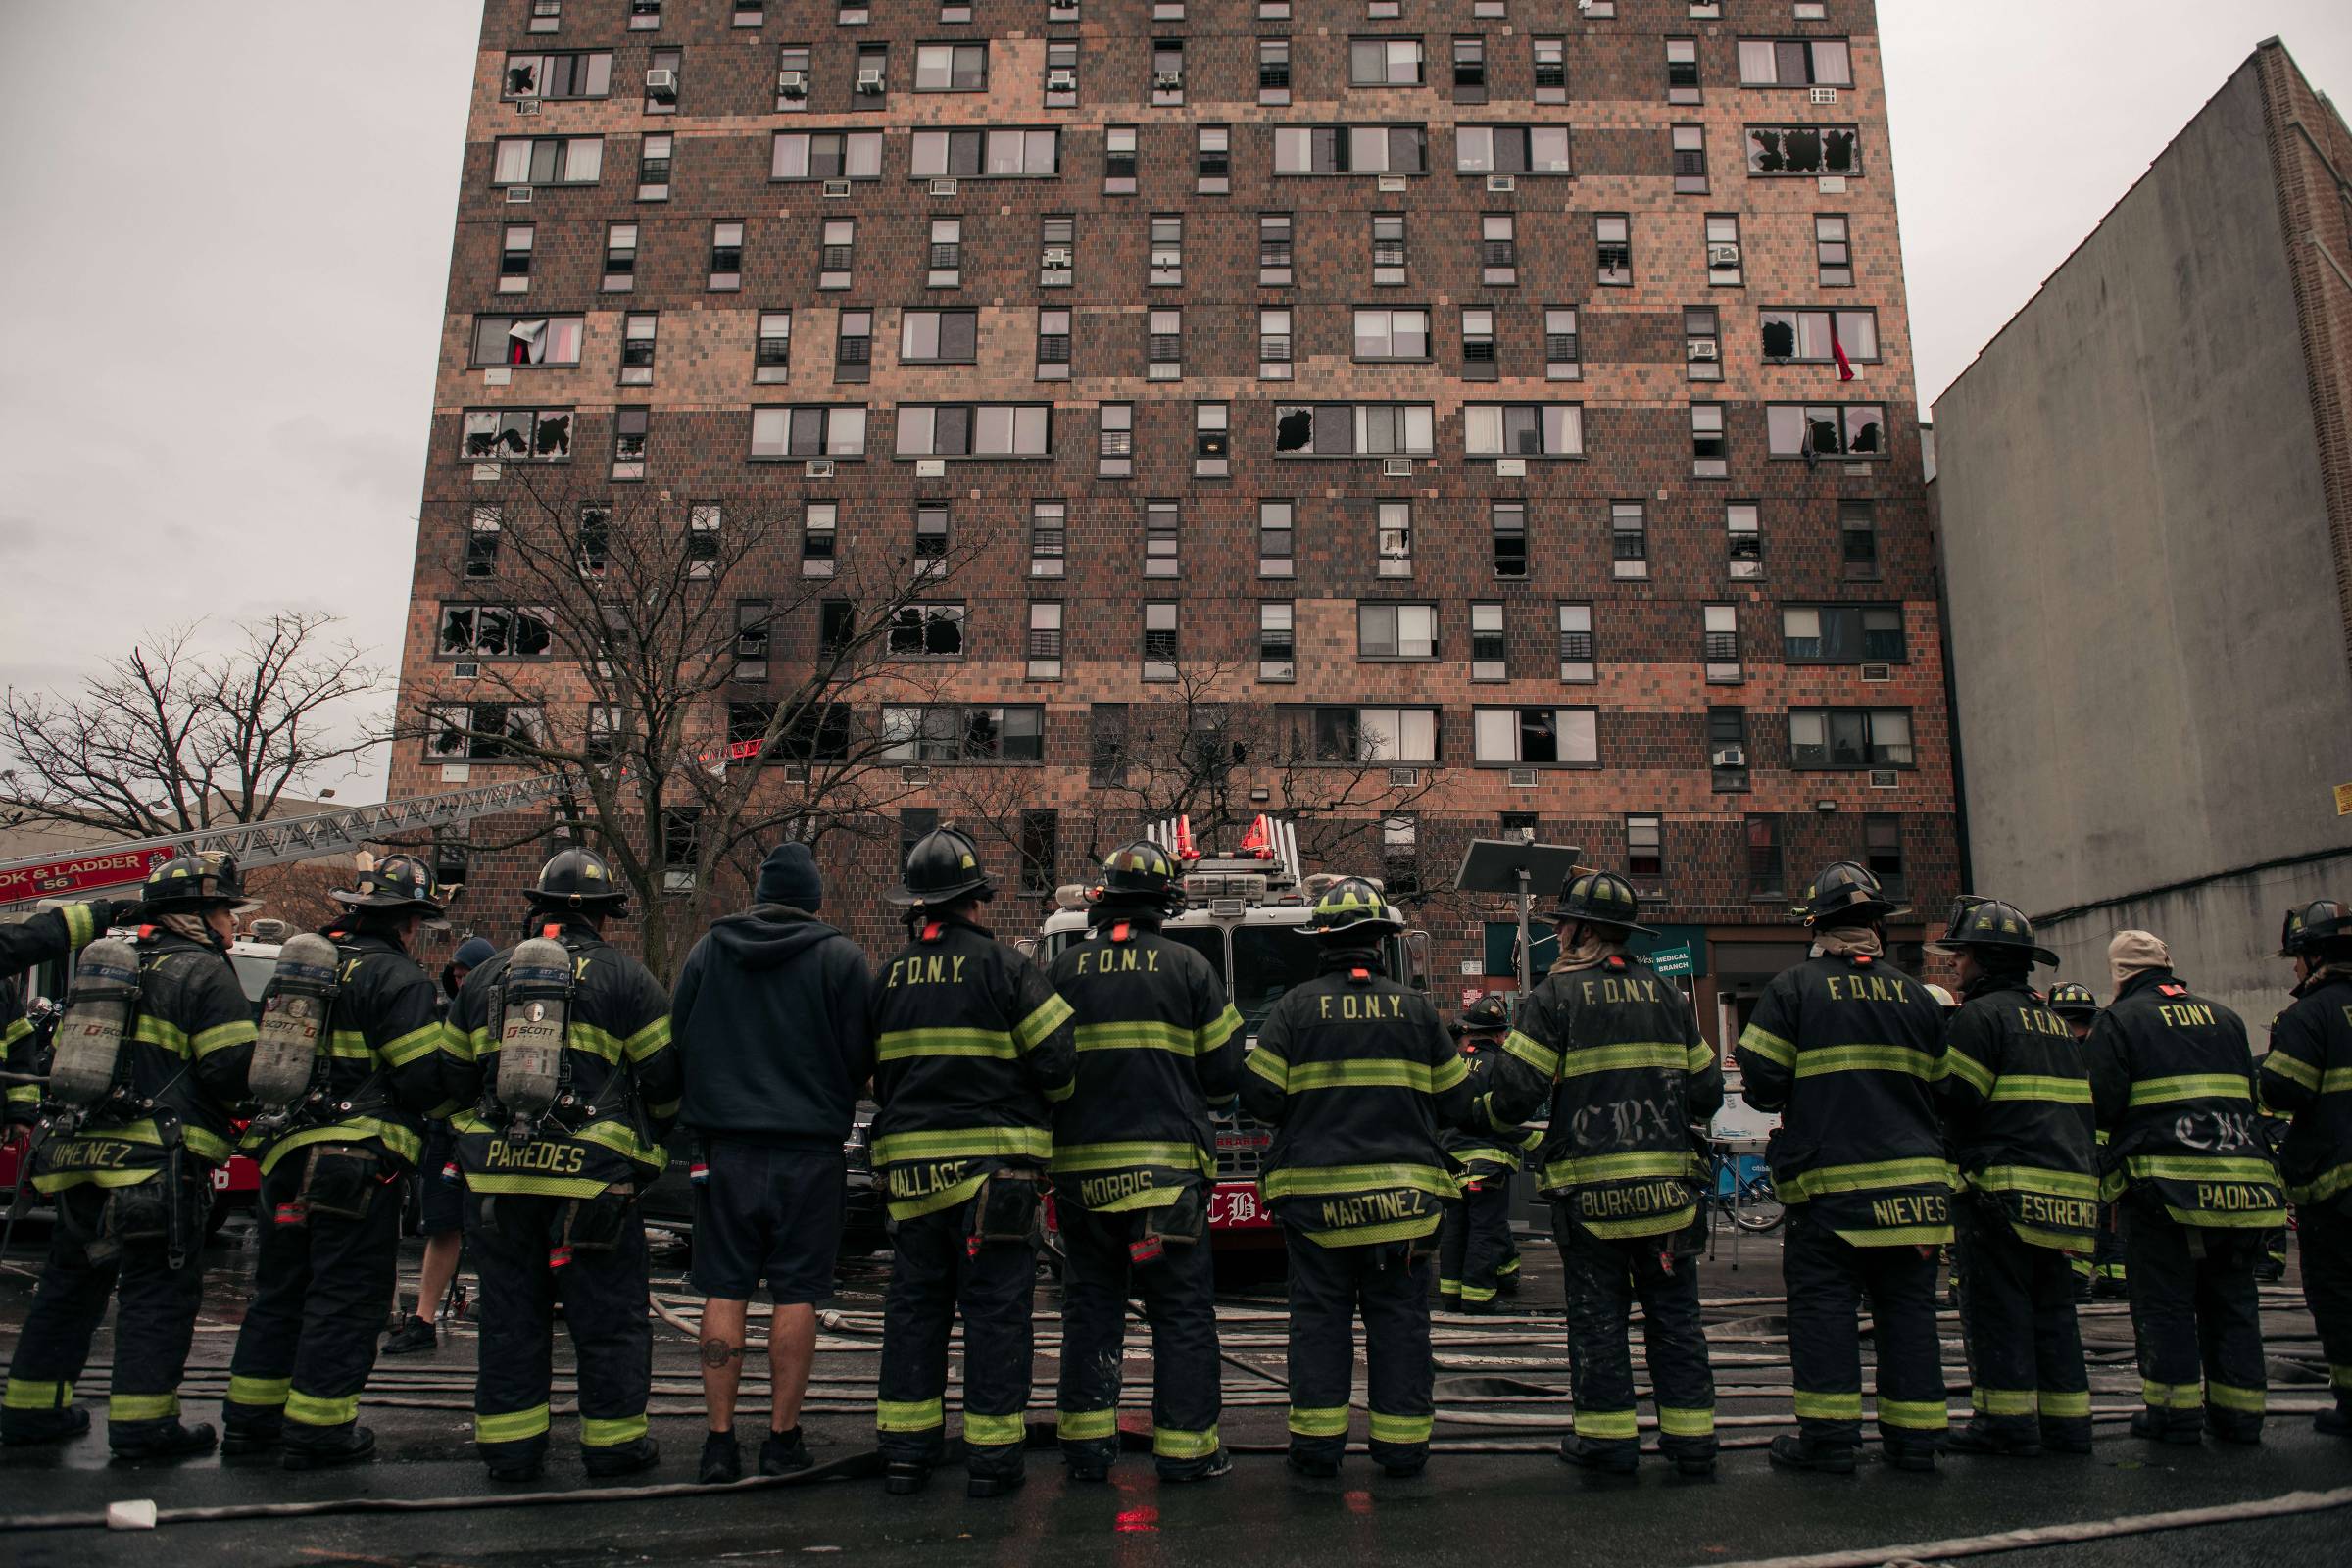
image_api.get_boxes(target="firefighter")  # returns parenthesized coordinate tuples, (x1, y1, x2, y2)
(1932, 898, 2096, 1458)
(1238, 878, 1474, 1480)
(869, 826, 1075, 1498)
(1047, 840, 1244, 1484)
(1483, 870, 1723, 1477)
(220, 856, 449, 1467)
(1437, 993, 1534, 1316)
(1, 858, 256, 1459)
(2, 899, 129, 1134)
(2084, 929, 2278, 1446)
(1734, 860, 1953, 1475)
(440, 847, 679, 1483)
(386, 934, 497, 1356)
(2048, 982, 2127, 1299)
(2256, 900, 2352, 1437)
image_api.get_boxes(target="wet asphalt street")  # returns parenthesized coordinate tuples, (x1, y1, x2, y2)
(3, 1209, 2347, 1566)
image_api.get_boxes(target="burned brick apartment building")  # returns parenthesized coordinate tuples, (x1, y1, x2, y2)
(391, 0, 1954, 1036)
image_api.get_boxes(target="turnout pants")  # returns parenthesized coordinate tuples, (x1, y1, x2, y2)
(465, 1191, 653, 1468)
(1054, 1202, 1221, 1474)
(225, 1154, 403, 1448)
(2121, 1191, 2266, 1438)
(2, 1176, 208, 1447)
(1952, 1199, 2090, 1446)
(2302, 1201, 2352, 1421)
(1782, 1207, 1949, 1456)
(1552, 1207, 1715, 1461)
(1438, 1178, 1516, 1307)
(1284, 1230, 1434, 1471)
(876, 1200, 1037, 1481)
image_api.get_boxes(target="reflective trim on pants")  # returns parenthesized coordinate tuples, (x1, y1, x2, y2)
(226, 1374, 291, 1409)
(877, 1397, 946, 1434)
(1573, 1406, 1638, 1440)
(1288, 1405, 1349, 1438)
(1153, 1424, 1219, 1460)
(475, 1403, 552, 1445)
(581, 1413, 649, 1447)
(1056, 1407, 1117, 1442)
(109, 1392, 179, 1422)
(3, 1379, 72, 1412)
(286, 1389, 361, 1428)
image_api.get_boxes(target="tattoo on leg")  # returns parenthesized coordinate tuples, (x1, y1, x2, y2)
(702, 1338, 746, 1368)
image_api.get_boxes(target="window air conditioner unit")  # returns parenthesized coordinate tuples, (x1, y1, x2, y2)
(453, 661, 481, 680)
(1388, 767, 1420, 788)
(928, 177, 958, 196)
(821, 178, 852, 197)
(505, 185, 533, 203)
(1383, 457, 1413, 477)
(1711, 746, 1745, 768)
(1047, 69, 1076, 91)
(1485, 173, 1515, 192)
(1495, 457, 1527, 477)
(804, 458, 836, 477)
(1869, 769, 1898, 789)
(901, 765, 932, 786)
(777, 70, 808, 98)
(1860, 662, 1892, 682)
(856, 69, 885, 93)
(1050, 0, 1078, 14)
(1708, 243, 1741, 269)
(1508, 768, 1540, 789)
(514, 98, 542, 116)
(915, 458, 948, 478)
(1377, 174, 1408, 192)
(1154, 72, 1184, 90)
(1688, 338, 1720, 361)
(645, 69, 678, 100)
(1043, 247, 1072, 268)
(1810, 86, 1838, 105)
(779, 763, 810, 783)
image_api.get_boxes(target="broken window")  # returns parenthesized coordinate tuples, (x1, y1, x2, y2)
(887, 604, 967, 659)
(503, 53, 612, 99)
(427, 703, 546, 762)
(1759, 308, 1879, 364)
(471, 315, 584, 367)
(1274, 403, 1435, 457)
(1766, 403, 1886, 458)
(438, 603, 555, 660)
(461, 408, 573, 461)
(465, 507, 501, 577)
(1746, 124, 1860, 176)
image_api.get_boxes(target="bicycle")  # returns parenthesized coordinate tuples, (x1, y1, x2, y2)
(1704, 1138, 1785, 1234)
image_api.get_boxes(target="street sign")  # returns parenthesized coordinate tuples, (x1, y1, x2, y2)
(2336, 781, 2352, 816)
(0, 846, 177, 905)
(1649, 942, 1696, 978)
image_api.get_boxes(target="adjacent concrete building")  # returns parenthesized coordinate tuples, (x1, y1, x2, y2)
(1935, 38, 2352, 1019)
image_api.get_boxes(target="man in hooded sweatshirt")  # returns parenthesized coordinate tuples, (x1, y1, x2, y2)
(670, 843, 876, 1484)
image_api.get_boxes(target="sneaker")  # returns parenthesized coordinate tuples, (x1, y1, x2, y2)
(582, 1436, 661, 1478)
(760, 1427, 812, 1476)
(884, 1461, 930, 1495)
(1, 1404, 90, 1446)
(966, 1470, 1024, 1498)
(1944, 1422, 2040, 1458)
(1158, 1448, 1232, 1483)
(1286, 1450, 1340, 1479)
(699, 1431, 742, 1485)
(1557, 1435, 1639, 1476)
(112, 1421, 218, 1463)
(282, 1425, 376, 1471)
(2129, 1411, 2201, 1446)
(1768, 1434, 1856, 1475)
(381, 1316, 437, 1356)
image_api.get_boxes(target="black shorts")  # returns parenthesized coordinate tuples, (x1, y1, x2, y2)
(415, 1123, 465, 1236)
(691, 1142, 847, 1304)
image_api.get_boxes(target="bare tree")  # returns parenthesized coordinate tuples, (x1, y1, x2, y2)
(1, 612, 388, 838)
(412, 466, 994, 980)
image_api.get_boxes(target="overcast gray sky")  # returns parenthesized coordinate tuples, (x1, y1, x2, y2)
(1, 1, 2346, 807)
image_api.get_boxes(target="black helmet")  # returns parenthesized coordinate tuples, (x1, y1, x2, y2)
(889, 825, 994, 908)
(2046, 981, 2098, 1019)
(2278, 899, 2352, 957)
(1300, 876, 1403, 940)
(1796, 860, 1906, 926)
(330, 854, 446, 915)
(1551, 869, 1658, 936)
(140, 853, 244, 912)
(527, 846, 628, 910)
(1932, 895, 2058, 966)
(1096, 839, 1183, 913)
(1456, 993, 1510, 1034)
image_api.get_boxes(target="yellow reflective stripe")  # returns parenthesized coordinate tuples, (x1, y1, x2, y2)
(1050, 1140, 1211, 1175)
(1246, 1045, 1288, 1091)
(287, 1390, 361, 1428)
(1971, 1387, 2036, 1416)
(325, 1030, 373, 1061)
(2039, 1390, 2091, 1418)
(621, 1016, 669, 1064)
(962, 1411, 1028, 1446)
(1459, 1282, 1497, 1302)
(258, 1118, 422, 1176)
(1779, 1157, 1956, 1200)
(1074, 1020, 1196, 1055)
(380, 1023, 444, 1068)
(2323, 1067, 2352, 1093)
(2259, 1052, 2321, 1091)
(1974, 1164, 2101, 1200)
(1285, 1059, 1450, 1093)
(869, 1125, 1052, 1165)
(2, 1016, 28, 1048)
(1057, 1407, 1117, 1441)
(7, 1085, 39, 1106)
(1558, 1041, 1691, 1078)
(1153, 1423, 1219, 1460)
(1793, 1391, 1864, 1421)
(877, 1027, 1017, 1061)
(1043, 1077, 1074, 1104)
(2289, 1161, 2352, 1205)
(1989, 1073, 2092, 1103)
(2207, 1382, 2266, 1414)
(1259, 1161, 1458, 1200)
(581, 1413, 649, 1446)
(2330, 1365, 2352, 1394)
(1573, 1407, 1637, 1439)
(885, 1173, 989, 1220)
(464, 1172, 612, 1199)
(46, 1116, 237, 1163)
(1686, 1043, 1718, 1073)
(1013, 994, 1075, 1054)
(440, 1022, 479, 1063)
(192, 1019, 259, 1058)
(1299, 1211, 1443, 1246)
(1793, 1044, 1939, 1081)
(1543, 1150, 1692, 1183)
(130, 1017, 190, 1055)
(2129, 1074, 2250, 1106)
(1289, 1406, 1349, 1438)
(110, 1393, 180, 1422)
(567, 1023, 625, 1063)
(1431, 1054, 1468, 1092)
(876, 1397, 945, 1433)
(573, 1119, 665, 1169)
(1367, 1411, 1432, 1445)
(64, 903, 94, 949)
(1878, 1397, 1949, 1431)
(648, 1098, 680, 1119)
(1658, 1405, 1715, 1437)
(227, 1375, 291, 1408)
(476, 1403, 552, 1444)
(1835, 1224, 1953, 1247)
(1944, 1049, 1994, 1097)
(1503, 1029, 1560, 1077)
(1738, 1024, 1795, 1068)
(3, 1379, 71, 1411)
(2121, 1154, 2278, 1183)
(1198, 1004, 1244, 1054)
(2141, 1380, 2203, 1410)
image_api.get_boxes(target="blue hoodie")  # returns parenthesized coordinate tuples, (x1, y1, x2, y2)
(671, 905, 875, 1150)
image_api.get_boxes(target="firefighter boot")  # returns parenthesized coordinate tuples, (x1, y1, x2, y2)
(0, 1405, 90, 1446)
(1768, 1434, 1857, 1475)
(112, 1420, 219, 1463)
(582, 1436, 661, 1478)
(1944, 1420, 2040, 1458)
(1557, 1435, 1639, 1476)
(282, 1424, 376, 1471)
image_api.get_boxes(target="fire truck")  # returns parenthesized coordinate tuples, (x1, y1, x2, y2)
(1029, 815, 1432, 1247)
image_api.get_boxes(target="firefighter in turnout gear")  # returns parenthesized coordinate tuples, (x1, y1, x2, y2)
(2, 900, 128, 1133)
(869, 826, 1075, 1498)
(2257, 899, 2352, 1437)
(1734, 860, 1954, 1474)
(440, 848, 679, 1483)
(1238, 878, 1474, 1480)
(221, 857, 450, 1468)
(1437, 993, 1534, 1315)
(1047, 841, 1245, 1483)
(1932, 899, 2096, 1457)
(1483, 870, 1725, 1477)
(2, 858, 256, 1459)
(2048, 982, 2127, 1299)
(2085, 929, 2280, 1446)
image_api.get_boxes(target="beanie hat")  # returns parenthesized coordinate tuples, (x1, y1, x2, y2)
(755, 843, 823, 912)
(452, 937, 497, 969)
(2109, 929, 2171, 988)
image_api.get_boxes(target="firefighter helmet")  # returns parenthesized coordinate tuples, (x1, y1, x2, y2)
(888, 825, 995, 907)
(2046, 981, 2099, 1019)
(1924, 982, 1960, 1011)
(1456, 993, 1510, 1034)
(1795, 860, 1906, 926)
(1932, 895, 2059, 966)
(330, 854, 446, 915)
(2278, 899, 2352, 957)
(526, 846, 628, 910)
(139, 853, 244, 912)
(1096, 839, 1183, 912)
(1550, 869, 1659, 936)
(1300, 877, 1403, 939)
